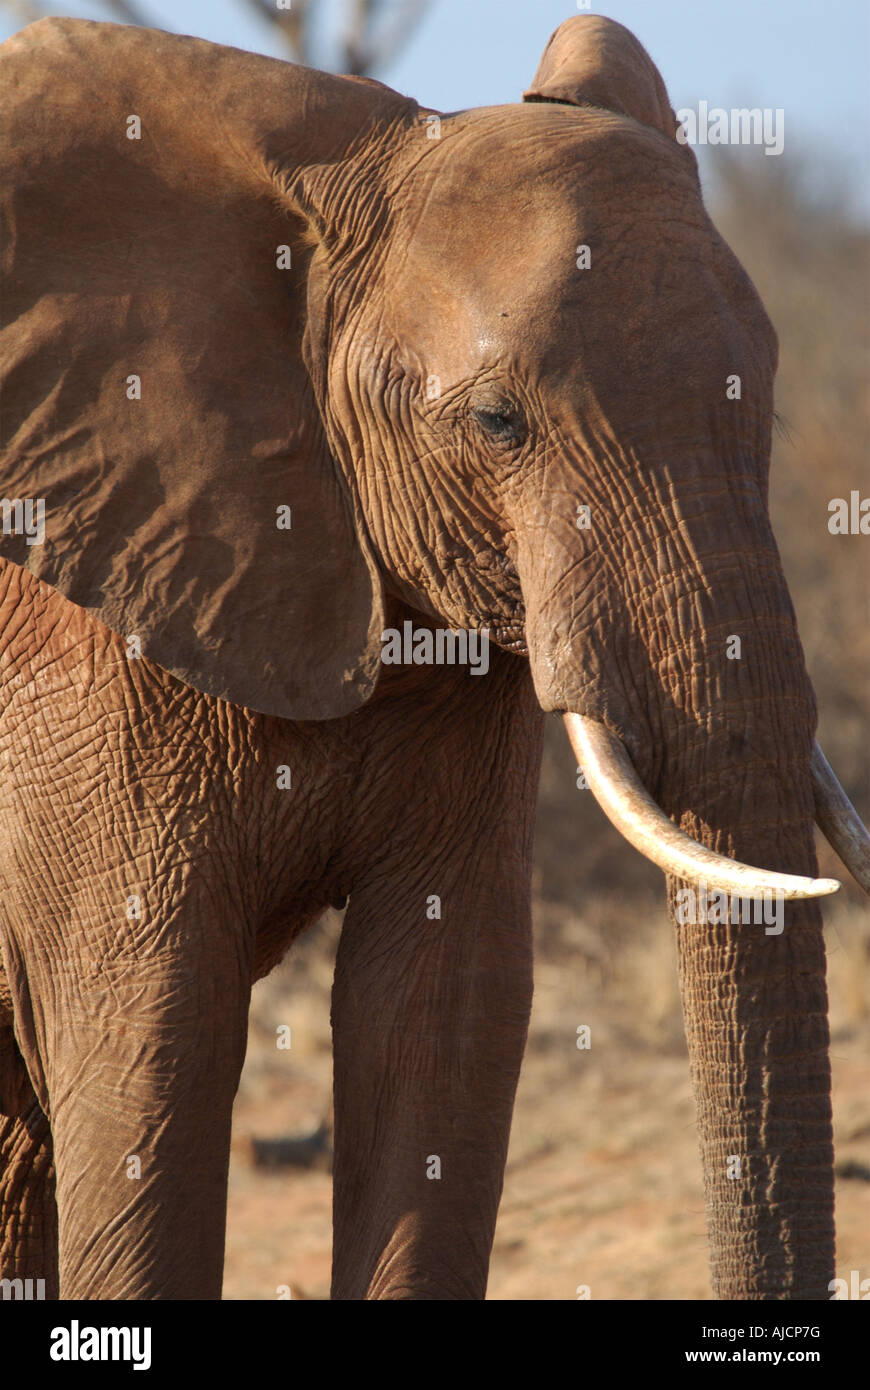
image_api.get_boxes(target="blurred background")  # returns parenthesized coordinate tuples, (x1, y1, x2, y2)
(4, 0, 867, 1298)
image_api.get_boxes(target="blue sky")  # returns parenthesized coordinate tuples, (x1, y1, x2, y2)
(4, 0, 869, 216)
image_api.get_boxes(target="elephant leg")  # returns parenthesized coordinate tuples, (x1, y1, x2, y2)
(0, 1025, 58, 1298)
(3, 882, 254, 1300)
(330, 828, 536, 1299)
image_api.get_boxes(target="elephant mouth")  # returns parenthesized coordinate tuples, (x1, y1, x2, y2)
(489, 624, 528, 654)
(563, 712, 870, 899)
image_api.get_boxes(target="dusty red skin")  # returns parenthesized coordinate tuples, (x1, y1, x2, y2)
(0, 15, 838, 1298)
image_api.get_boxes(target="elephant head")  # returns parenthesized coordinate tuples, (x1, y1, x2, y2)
(1, 14, 867, 1298)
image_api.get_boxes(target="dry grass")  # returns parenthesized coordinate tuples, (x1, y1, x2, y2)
(224, 888, 869, 1299)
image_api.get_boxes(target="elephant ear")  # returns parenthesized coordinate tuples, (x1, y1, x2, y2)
(0, 19, 414, 718)
(523, 15, 684, 145)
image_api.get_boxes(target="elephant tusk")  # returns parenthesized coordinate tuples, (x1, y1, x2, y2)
(811, 741, 870, 895)
(563, 712, 841, 900)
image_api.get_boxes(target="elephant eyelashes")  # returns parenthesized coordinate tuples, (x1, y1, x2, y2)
(471, 403, 526, 446)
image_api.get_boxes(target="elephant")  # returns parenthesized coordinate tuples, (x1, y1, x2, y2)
(0, 12, 867, 1301)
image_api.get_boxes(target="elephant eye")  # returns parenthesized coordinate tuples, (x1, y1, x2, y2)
(471, 402, 526, 444)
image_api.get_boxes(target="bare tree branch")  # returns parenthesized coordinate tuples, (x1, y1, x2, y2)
(341, 0, 368, 75)
(246, 0, 313, 64)
(0, 0, 46, 25)
(0, 0, 152, 26)
(366, 0, 432, 75)
(0, 0, 435, 78)
(341, 0, 432, 76)
(98, 0, 151, 25)
(242, 0, 434, 76)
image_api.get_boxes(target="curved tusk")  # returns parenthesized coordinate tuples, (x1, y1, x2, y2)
(811, 741, 870, 895)
(564, 712, 840, 900)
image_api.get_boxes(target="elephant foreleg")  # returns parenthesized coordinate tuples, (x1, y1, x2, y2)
(0, 1028, 58, 1298)
(3, 882, 254, 1300)
(330, 822, 536, 1299)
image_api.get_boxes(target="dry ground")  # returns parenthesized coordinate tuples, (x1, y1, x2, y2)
(224, 889, 870, 1301)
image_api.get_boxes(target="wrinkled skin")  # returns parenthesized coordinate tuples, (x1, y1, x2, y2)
(0, 572, 541, 1299)
(0, 15, 836, 1298)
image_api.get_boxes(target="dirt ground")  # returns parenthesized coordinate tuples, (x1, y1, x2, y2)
(223, 892, 870, 1301)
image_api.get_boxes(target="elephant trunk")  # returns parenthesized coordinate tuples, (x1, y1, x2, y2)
(522, 471, 841, 1297)
(562, 716, 870, 1294)
(614, 704, 833, 1296)
(564, 707, 836, 1296)
(676, 887, 833, 1298)
(628, 594, 834, 1298)
(665, 731, 834, 1298)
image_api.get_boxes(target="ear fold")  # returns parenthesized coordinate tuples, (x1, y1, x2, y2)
(0, 19, 414, 718)
(524, 15, 683, 146)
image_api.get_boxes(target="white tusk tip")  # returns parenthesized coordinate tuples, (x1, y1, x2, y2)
(806, 877, 841, 898)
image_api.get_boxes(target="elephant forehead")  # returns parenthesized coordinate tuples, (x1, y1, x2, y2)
(392, 102, 698, 256)
(386, 104, 708, 373)
(386, 235, 564, 379)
